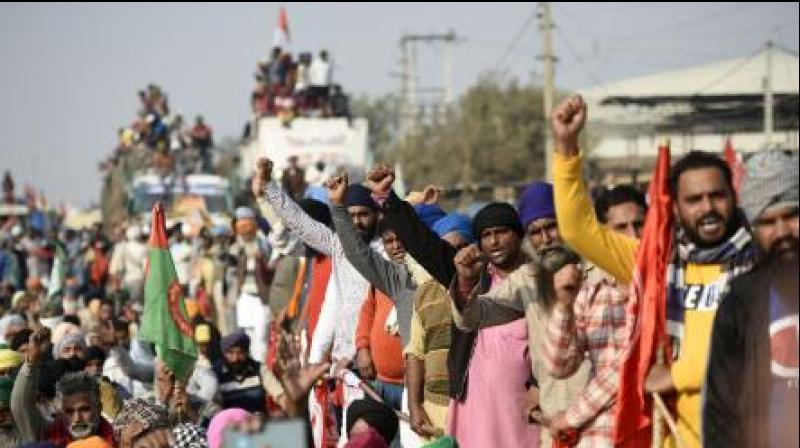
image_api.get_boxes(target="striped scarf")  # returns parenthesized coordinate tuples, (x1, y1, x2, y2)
(666, 224, 756, 360)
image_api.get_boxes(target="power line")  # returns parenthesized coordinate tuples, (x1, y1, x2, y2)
(554, 25, 606, 91)
(602, 3, 764, 43)
(693, 45, 764, 94)
(493, 7, 539, 74)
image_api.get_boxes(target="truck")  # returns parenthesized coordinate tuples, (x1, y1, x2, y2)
(238, 116, 371, 183)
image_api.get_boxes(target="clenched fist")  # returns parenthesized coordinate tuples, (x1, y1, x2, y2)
(251, 158, 274, 198)
(365, 163, 395, 197)
(454, 244, 488, 282)
(551, 95, 587, 155)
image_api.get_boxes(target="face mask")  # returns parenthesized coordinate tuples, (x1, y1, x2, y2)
(56, 356, 87, 373)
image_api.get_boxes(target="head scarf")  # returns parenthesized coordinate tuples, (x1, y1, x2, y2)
(344, 185, 379, 210)
(220, 330, 250, 353)
(517, 181, 555, 229)
(113, 397, 169, 442)
(414, 204, 447, 229)
(0, 314, 25, 344)
(53, 332, 86, 359)
(206, 408, 251, 448)
(432, 213, 474, 243)
(740, 149, 799, 223)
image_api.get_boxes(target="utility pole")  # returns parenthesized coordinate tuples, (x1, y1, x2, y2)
(538, 2, 556, 181)
(763, 40, 774, 146)
(443, 30, 456, 108)
(397, 32, 458, 136)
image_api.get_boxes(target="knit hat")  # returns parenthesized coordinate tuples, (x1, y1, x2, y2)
(471, 203, 523, 242)
(344, 184, 379, 210)
(740, 149, 799, 223)
(345, 398, 399, 446)
(432, 213, 474, 243)
(220, 330, 250, 352)
(518, 181, 555, 229)
(414, 204, 447, 229)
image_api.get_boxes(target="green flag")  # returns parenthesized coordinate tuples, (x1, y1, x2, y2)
(139, 202, 197, 380)
(47, 241, 66, 299)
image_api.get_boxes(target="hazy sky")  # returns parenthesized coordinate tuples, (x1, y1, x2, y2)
(1, 2, 798, 206)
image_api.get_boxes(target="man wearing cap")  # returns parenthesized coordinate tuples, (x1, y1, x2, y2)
(252, 159, 383, 367)
(704, 149, 799, 448)
(449, 181, 590, 447)
(436, 202, 538, 447)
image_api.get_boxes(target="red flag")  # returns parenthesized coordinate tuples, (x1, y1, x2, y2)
(723, 138, 745, 197)
(272, 6, 291, 47)
(614, 143, 674, 446)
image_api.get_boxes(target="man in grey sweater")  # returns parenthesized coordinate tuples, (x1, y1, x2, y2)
(325, 173, 419, 347)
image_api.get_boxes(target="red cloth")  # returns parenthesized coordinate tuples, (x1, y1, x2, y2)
(47, 416, 115, 447)
(355, 288, 405, 384)
(89, 248, 109, 289)
(613, 145, 674, 447)
(724, 138, 745, 198)
(344, 427, 389, 448)
(305, 255, 332, 344)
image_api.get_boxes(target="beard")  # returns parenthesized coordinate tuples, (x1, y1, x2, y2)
(67, 419, 97, 440)
(764, 236, 800, 265)
(356, 224, 376, 243)
(228, 361, 249, 377)
(680, 211, 737, 248)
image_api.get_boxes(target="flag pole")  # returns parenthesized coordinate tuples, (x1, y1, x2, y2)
(651, 346, 689, 448)
(651, 346, 664, 448)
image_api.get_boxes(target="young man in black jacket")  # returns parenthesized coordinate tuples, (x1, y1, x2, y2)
(704, 149, 799, 448)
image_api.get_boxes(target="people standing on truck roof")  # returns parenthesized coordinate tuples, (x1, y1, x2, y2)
(309, 50, 333, 113)
(190, 115, 214, 173)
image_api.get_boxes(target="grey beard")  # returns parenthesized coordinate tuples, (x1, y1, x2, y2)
(67, 419, 98, 440)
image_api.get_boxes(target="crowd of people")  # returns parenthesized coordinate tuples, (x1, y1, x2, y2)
(0, 94, 796, 448)
(100, 83, 217, 181)
(248, 46, 351, 130)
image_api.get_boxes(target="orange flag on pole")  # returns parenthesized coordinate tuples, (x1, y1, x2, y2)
(614, 143, 674, 447)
